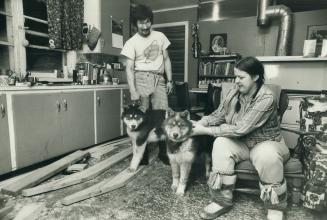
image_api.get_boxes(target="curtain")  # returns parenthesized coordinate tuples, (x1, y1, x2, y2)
(46, 0, 84, 50)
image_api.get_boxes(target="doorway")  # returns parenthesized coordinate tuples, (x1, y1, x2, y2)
(152, 21, 189, 108)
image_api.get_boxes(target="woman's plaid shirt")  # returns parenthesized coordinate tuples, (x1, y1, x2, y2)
(201, 84, 282, 147)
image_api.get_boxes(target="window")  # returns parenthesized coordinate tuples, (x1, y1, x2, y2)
(0, 0, 65, 75)
(23, 0, 64, 73)
(0, 0, 14, 72)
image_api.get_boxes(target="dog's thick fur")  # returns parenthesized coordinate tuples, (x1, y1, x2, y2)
(163, 109, 213, 195)
(122, 104, 165, 171)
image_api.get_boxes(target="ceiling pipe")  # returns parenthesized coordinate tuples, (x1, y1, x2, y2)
(257, 0, 292, 56)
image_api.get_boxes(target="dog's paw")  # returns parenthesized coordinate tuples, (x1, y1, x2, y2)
(128, 166, 137, 173)
(205, 171, 210, 179)
(175, 189, 185, 196)
(175, 185, 186, 196)
(171, 184, 178, 192)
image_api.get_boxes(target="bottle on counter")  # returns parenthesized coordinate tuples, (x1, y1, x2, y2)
(77, 68, 85, 84)
(104, 64, 113, 84)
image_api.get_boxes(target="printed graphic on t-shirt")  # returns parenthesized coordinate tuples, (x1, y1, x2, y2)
(144, 40, 160, 63)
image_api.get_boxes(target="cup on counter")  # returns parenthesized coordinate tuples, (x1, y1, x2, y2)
(112, 78, 119, 85)
(27, 76, 37, 86)
(8, 77, 16, 86)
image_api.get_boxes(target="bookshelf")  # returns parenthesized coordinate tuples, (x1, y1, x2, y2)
(197, 54, 239, 88)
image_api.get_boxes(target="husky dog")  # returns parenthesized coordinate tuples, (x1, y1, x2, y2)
(163, 109, 213, 195)
(122, 104, 166, 171)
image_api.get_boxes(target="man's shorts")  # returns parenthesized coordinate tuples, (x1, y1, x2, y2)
(135, 71, 168, 110)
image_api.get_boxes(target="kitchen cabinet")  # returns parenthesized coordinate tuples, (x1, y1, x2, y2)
(122, 89, 131, 135)
(1, 85, 128, 173)
(60, 91, 95, 154)
(0, 94, 12, 175)
(12, 92, 63, 168)
(122, 88, 131, 107)
(83, 0, 130, 55)
(11, 91, 95, 168)
(96, 89, 121, 143)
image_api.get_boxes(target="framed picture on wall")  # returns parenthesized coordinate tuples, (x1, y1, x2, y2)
(111, 16, 124, 49)
(306, 24, 327, 55)
(210, 33, 227, 54)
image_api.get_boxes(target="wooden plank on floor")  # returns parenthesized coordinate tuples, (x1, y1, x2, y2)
(90, 142, 132, 160)
(13, 203, 44, 220)
(65, 163, 88, 173)
(0, 170, 37, 190)
(22, 147, 132, 197)
(1, 150, 90, 196)
(61, 156, 155, 206)
(0, 203, 14, 219)
(90, 145, 118, 160)
(86, 137, 130, 154)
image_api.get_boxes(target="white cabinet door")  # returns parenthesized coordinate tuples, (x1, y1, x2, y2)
(61, 91, 95, 152)
(0, 94, 12, 175)
(96, 89, 121, 143)
(12, 92, 63, 168)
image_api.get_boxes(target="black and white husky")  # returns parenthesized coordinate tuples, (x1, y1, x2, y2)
(122, 104, 166, 171)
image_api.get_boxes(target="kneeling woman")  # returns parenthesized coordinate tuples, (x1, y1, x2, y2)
(192, 57, 289, 220)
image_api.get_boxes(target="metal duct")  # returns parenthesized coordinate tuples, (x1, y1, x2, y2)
(257, 0, 273, 26)
(199, 0, 257, 21)
(257, 0, 292, 56)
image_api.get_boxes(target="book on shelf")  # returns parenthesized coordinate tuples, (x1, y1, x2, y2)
(200, 61, 212, 76)
(225, 62, 235, 76)
(199, 57, 237, 77)
(212, 63, 226, 76)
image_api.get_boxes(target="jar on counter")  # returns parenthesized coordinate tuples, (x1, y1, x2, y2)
(82, 75, 89, 85)
(77, 69, 85, 84)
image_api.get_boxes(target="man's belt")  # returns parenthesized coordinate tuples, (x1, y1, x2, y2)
(135, 71, 164, 76)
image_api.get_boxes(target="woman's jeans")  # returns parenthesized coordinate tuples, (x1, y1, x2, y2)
(211, 137, 290, 184)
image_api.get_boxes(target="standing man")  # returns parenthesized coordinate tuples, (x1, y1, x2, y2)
(121, 4, 173, 164)
(121, 4, 173, 111)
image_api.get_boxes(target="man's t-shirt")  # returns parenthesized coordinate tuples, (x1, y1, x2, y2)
(121, 30, 170, 73)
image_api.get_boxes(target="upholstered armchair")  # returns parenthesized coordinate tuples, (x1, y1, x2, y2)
(233, 85, 309, 206)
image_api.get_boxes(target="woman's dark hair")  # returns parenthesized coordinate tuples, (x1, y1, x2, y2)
(234, 56, 265, 112)
(131, 4, 153, 27)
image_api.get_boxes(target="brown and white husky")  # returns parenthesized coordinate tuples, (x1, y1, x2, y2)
(163, 109, 213, 195)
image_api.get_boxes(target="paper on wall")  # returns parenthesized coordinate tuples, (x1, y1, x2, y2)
(112, 33, 123, 49)
(321, 39, 327, 57)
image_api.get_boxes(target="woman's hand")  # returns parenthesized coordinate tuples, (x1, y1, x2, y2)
(191, 121, 212, 136)
(197, 117, 209, 127)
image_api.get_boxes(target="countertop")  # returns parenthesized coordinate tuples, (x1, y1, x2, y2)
(0, 84, 129, 92)
(256, 56, 327, 62)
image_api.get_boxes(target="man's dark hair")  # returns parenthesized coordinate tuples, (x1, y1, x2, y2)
(131, 4, 153, 26)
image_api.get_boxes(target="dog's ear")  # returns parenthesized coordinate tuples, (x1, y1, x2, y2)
(131, 99, 142, 108)
(165, 108, 175, 118)
(181, 110, 190, 119)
